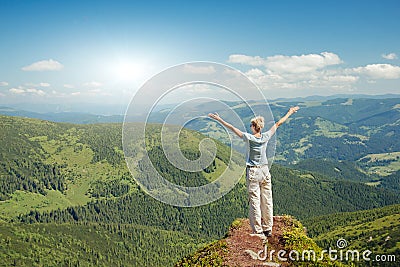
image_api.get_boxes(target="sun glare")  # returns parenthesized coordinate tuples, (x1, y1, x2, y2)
(113, 61, 146, 82)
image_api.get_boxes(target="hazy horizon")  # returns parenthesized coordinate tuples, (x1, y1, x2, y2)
(1, 92, 400, 116)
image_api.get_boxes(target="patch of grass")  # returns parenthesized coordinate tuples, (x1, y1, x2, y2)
(359, 152, 400, 176)
(365, 181, 381, 186)
(0, 190, 72, 219)
(314, 117, 348, 138)
(175, 240, 228, 267)
(36, 130, 136, 205)
(202, 158, 227, 182)
(229, 218, 244, 231)
(294, 143, 313, 155)
(314, 213, 400, 255)
(282, 216, 349, 266)
(299, 174, 315, 179)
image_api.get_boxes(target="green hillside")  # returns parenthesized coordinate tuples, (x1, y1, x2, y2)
(0, 115, 133, 219)
(1, 114, 399, 266)
(0, 222, 205, 267)
(303, 205, 400, 266)
(176, 98, 400, 168)
(290, 158, 374, 183)
(176, 216, 348, 267)
(291, 158, 400, 194)
(0, 115, 246, 266)
(273, 98, 400, 166)
(183, 97, 400, 195)
(2, 115, 398, 223)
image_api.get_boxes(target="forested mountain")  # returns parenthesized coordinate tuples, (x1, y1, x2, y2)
(2, 115, 398, 222)
(303, 204, 400, 266)
(201, 97, 400, 166)
(273, 98, 400, 163)
(289, 158, 374, 182)
(0, 222, 205, 266)
(152, 97, 400, 192)
(3, 97, 399, 176)
(0, 95, 399, 267)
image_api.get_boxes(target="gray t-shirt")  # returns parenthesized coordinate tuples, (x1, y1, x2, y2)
(241, 130, 272, 166)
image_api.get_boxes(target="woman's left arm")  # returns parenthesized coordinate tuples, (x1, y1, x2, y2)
(268, 106, 299, 135)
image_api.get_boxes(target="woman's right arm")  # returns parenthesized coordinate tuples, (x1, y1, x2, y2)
(268, 106, 299, 136)
(208, 113, 243, 138)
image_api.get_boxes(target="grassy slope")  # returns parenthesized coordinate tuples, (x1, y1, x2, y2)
(1, 114, 400, 266)
(303, 204, 400, 261)
(359, 152, 400, 176)
(0, 116, 240, 266)
(176, 216, 348, 267)
(0, 116, 135, 219)
(1, 115, 399, 221)
(0, 222, 205, 267)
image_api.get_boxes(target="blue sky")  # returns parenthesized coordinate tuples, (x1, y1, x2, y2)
(0, 0, 399, 111)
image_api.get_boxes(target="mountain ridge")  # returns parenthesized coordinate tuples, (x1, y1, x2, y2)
(0, 103, 399, 266)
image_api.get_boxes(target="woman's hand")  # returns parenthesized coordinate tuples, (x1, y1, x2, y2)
(208, 112, 221, 121)
(288, 106, 300, 115)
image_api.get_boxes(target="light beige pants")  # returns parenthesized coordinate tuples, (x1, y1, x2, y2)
(246, 165, 273, 234)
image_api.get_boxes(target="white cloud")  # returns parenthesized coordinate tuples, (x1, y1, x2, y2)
(228, 55, 265, 66)
(308, 74, 359, 89)
(353, 64, 400, 79)
(323, 75, 359, 83)
(0, 81, 8, 86)
(9, 88, 25, 94)
(88, 89, 102, 93)
(183, 64, 216, 74)
(39, 82, 50, 87)
(0, 92, 5, 97)
(245, 68, 266, 78)
(228, 52, 400, 92)
(229, 52, 343, 74)
(63, 84, 75, 89)
(22, 59, 64, 71)
(382, 53, 397, 60)
(25, 82, 51, 87)
(26, 88, 46, 96)
(81, 89, 112, 96)
(265, 52, 342, 73)
(223, 68, 243, 77)
(181, 84, 214, 94)
(71, 92, 81, 96)
(244, 66, 359, 91)
(83, 81, 102, 88)
(9, 87, 46, 96)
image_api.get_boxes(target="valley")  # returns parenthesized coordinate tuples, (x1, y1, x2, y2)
(0, 96, 399, 266)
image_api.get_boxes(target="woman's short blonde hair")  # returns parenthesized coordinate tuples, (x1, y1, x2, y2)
(250, 116, 264, 132)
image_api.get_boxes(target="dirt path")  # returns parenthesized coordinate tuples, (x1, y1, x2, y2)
(223, 216, 291, 267)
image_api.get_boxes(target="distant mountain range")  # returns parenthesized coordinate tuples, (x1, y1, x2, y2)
(1, 93, 399, 120)
(0, 94, 399, 266)
(0, 106, 124, 124)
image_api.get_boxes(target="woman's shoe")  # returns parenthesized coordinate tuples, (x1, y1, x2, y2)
(263, 230, 272, 237)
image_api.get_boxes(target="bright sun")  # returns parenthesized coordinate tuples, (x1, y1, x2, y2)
(113, 61, 145, 82)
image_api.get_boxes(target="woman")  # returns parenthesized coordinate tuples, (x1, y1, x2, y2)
(208, 106, 299, 238)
